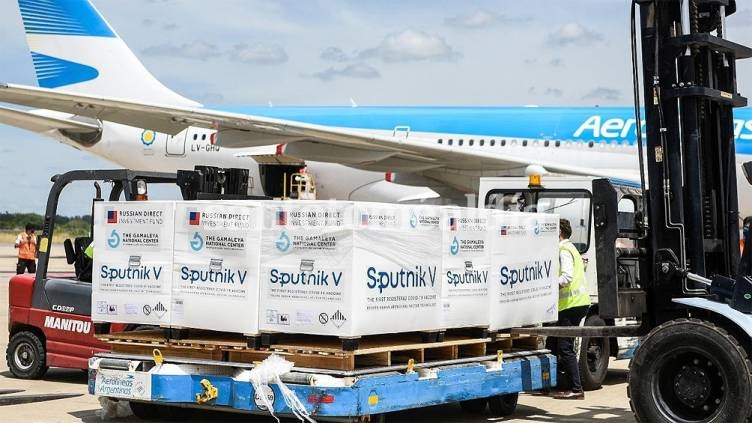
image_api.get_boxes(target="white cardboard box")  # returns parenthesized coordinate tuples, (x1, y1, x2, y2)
(171, 201, 262, 334)
(440, 207, 491, 328)
(258, 201, 443, 337)
(488, 212, 560, 330)
(91, 201, 175, 325)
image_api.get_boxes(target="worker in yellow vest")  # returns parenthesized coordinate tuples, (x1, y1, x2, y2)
(552, 218, 591, 400)
(14, 223, 37, 274)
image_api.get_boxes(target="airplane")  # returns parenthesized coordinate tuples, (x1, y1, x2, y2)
(1, 0, 751, 214)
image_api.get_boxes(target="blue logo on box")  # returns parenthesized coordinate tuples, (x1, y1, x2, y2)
(275, 231, 291, 252)
(190, 232, 204, 251)
(107, 229, 120, 248)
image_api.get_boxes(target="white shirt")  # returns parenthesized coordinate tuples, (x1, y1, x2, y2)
(559, 239, 575, 287)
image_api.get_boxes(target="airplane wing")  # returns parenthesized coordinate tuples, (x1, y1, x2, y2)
(0, 104, 100, 135)
(0, 83, 639, 185)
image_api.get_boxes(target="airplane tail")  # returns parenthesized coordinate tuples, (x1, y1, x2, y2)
(16, 0, 200, 107)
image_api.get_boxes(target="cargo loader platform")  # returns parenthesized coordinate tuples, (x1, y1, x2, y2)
(96, 330, 543, 371)
(89, 349, 555, 421)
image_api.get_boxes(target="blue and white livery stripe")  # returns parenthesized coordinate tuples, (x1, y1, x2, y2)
(18, 0, 115, 37)
(30, 52, 99, 88)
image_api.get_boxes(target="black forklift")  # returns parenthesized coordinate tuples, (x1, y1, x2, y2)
(515, 0, 752, 421)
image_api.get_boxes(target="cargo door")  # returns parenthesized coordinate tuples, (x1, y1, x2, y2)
(166, 130, 187, 156)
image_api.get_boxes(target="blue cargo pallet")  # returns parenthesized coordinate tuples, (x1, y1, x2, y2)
(89, 351, 555, 420)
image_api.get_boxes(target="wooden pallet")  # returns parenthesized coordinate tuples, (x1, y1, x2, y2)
(229, 333, 491, 371)
(98, 330, 493, 371)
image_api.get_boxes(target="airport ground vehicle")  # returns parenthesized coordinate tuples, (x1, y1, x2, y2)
(480, 175, 641, 390)
(510, 1, 752, 421)
(6, 170, 177, 378)
(5, 167, 257, 378)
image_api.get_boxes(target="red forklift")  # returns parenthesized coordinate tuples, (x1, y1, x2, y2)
(6, 170, 177, 378)
(6, 167, 254, 378)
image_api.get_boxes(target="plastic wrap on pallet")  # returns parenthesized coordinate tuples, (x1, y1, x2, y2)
(440, 207, 491, 328)
(171, 201, 262, 334)
(258, 201, 442, 337)
(488, 211, 560, 330)
(91, 201, 175, 325)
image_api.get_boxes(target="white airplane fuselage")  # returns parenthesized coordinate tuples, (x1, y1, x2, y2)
(46, 110, 752, 219)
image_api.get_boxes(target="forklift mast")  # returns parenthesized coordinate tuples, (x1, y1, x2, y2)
(636, 0, 752, 321)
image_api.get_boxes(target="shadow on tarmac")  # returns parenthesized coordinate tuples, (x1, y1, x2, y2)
(1, 368, 87, 386)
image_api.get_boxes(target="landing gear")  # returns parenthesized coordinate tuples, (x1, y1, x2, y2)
(628, 319, 752, 422)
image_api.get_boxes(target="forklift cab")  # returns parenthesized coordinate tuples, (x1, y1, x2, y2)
(6, 170, 179, 378)
(32, 170, 180, 317)
(480, 175, 644, 305)
(7, 167, 258, 378)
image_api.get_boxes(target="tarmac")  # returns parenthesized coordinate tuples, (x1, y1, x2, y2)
(0, 253, 635, 422)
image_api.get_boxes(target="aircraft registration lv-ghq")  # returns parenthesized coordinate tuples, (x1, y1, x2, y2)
(1, 0, 752, 210)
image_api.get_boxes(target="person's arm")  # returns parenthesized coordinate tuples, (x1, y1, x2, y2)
(558, 249, 574, 287)
(14, 234, 23, 248)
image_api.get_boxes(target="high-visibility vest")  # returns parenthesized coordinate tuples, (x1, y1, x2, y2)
(16, 232, 37, 260)
(558, 240, 591, 311)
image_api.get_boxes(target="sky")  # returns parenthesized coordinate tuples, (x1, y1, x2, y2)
(1, 0, 752, 215)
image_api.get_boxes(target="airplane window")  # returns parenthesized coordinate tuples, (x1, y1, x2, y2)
(501, 139, 506, 146)
(448, 139, 453, 145)
(555, 140, 561, 147)
(469, 139, 474, 146)
(544, 140, 550, 147)
(202, 134, 207, 141)
(522, 140, 528, 147)
(438, 139, 443, 144)
(588, 141, 594, 148)
(490, 140, 496, 146)
(193, 134, 198, 140)
(479, 139, 485, 146)
(459, 139, 464, 146)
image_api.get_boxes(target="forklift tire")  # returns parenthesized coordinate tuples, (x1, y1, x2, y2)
(488, 393, 518, 417)
(7, 331, 48, 379)
(459, 397, 488, 414)
(628, 318, 752, 422)
(579, 314, 610, 391)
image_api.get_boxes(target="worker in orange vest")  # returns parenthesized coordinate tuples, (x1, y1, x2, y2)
(15, 223, 37, 274)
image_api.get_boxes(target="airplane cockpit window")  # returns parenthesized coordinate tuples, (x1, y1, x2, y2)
(485, 188, 592, 253)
